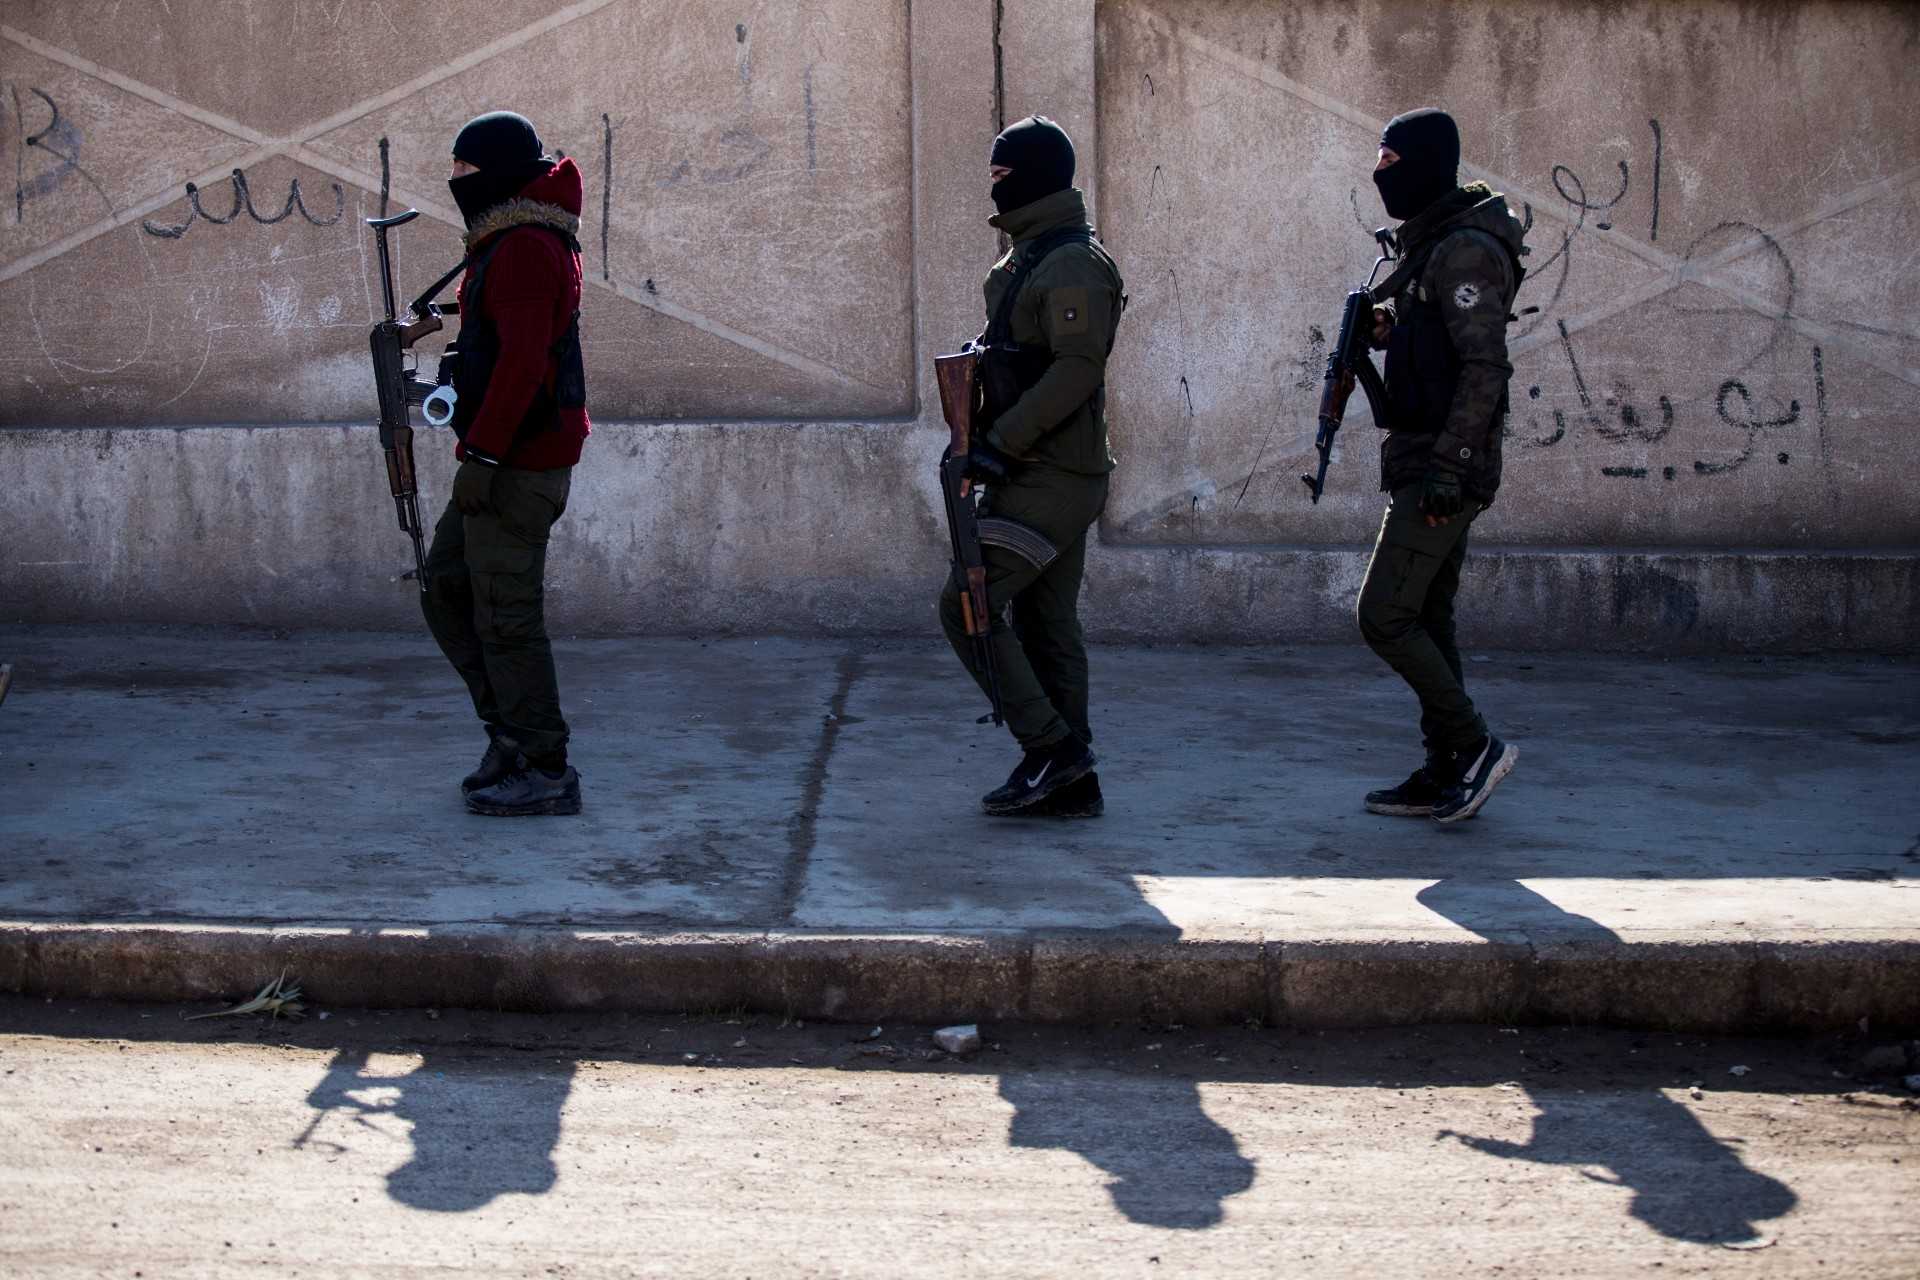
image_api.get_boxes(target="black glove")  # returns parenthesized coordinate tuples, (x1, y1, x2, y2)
(1419, 467, 1464, 520)
(453, 458, 497, 516)
(964, 440, 1014, 484)
(1369, 304, 1395, 350)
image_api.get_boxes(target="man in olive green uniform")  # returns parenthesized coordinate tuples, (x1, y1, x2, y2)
(939, 115, 1125, 817)
(1359, 108, 1524, 824)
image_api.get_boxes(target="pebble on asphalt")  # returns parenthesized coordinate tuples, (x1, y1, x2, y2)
(934, 1025, 982, 1055)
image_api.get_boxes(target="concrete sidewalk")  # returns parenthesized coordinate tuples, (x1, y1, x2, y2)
(1, 627, 1916, 1031)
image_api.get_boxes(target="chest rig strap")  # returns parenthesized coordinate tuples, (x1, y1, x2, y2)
(985, 226, 1097, 343)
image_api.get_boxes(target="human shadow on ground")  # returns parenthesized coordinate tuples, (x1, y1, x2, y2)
(9, 997, 1854, 1244)
(1417, 877, 1798, 1246)
(296, 1045, 573, 1213)
(998, 1070, 1256, 1229)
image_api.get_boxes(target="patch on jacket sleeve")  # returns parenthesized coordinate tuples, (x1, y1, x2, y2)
(1452, 281, 1481, 311)
(1050, 285, 1090, 335)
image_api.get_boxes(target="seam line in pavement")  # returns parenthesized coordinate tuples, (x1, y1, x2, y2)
(775, 649, 864, 924)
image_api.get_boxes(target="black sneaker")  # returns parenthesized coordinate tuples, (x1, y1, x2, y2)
(1432, 736, 1517, 824)
(1364, 766, 1450, 817)
(466, 765, 583, 816)
(1025, 771, 1105, 819)
(462, 734, 524, 795)
(982, 736, 1095, 816)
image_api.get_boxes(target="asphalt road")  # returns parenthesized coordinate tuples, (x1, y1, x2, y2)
(0, 999, 1915, 1278)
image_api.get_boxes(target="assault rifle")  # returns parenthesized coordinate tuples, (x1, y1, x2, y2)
(292, 1046, 379, 1152)
(1302, 227, 1399, 503)
(365, 209, 457, 590)
(933, 346, 1005, 726)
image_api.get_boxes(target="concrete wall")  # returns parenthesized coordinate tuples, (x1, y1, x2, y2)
(2, 1, 1915, 649)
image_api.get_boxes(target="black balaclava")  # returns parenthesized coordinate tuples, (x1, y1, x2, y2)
(449, 110, 554, 227)
(989, 115, 1075, 215)
(1373, 107, 1461, 221)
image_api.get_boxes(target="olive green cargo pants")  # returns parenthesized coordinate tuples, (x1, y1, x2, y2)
(1356, 482, 1488, 760)
(420, 465, 572, 764)
(939, 467, 1109, 750)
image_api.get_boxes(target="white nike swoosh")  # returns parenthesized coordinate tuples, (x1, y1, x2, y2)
(1464, 741, 1493, 782)
(1025, 761, 1053, 789)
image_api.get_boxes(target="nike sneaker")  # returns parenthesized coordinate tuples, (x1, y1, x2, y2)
(466, 765, 584, 817)
(982, 736, 1095, 816)
(1431, 735, 1517, 824)
(1025, 771, 1105, 819)
(1364, 765, 1452, 817)
(462, 732, 525, 796)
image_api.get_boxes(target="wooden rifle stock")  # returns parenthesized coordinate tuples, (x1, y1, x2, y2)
(398, 313, 444, 347)
(935, 350, 981, 466)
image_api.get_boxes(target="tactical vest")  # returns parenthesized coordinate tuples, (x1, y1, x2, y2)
(978, 226, 1123, 424)
(438, 225, 587, 450)
(1381, 227, 1524, 437)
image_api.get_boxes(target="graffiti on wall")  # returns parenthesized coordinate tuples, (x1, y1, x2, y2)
(0, 2, 913, 425)
(7, 82, 107, 219)
(141, 168, 344, 238)
(1442, 122, 1829, 486)
(1098, 1, 1920, 544)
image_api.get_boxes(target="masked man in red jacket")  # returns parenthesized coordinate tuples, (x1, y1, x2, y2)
(421, 111, 590, 816)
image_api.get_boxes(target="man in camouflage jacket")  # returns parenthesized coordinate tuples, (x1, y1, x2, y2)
(1358, 108, 1524, 824)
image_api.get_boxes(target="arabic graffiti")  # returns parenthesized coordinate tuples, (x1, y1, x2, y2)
(141, 167, 345, 239)
(1510, 143, 1816, 483)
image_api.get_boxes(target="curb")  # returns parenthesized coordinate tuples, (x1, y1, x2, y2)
(3, 923, 1917, 1033)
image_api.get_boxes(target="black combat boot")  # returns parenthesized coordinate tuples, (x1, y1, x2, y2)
(462, 732, 525, 796)
(982, 735, 1095, 816)
(1432, 735, 1518, 824)
(1364, 764, 1453, 817)
(466, 759, 583, 816)
(1027, 770, 1104, 819)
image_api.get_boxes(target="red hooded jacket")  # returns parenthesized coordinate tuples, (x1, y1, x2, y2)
(452, 156, 591, 470)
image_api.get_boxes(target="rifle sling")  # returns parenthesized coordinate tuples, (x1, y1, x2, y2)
(408, 255, 471, 320)
(407, 224, 585, 318)
(984, 226, 1097, 344)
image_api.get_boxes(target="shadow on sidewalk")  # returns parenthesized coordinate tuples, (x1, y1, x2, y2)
(999, 1070, 1255, 1229)
(3, 996, 1862, 1239)
(1417, 878, 1798, 1245)
(296, 1045, 572, 1213)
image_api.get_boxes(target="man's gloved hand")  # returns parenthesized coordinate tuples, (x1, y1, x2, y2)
(453, 458, 497, 516)
(1419, 467, 1464, 524)
(1370, 304, 1394, 349)
(964, 439, 1014, 484)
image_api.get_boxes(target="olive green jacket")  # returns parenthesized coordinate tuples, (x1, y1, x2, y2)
(981, 188, 1125, 476)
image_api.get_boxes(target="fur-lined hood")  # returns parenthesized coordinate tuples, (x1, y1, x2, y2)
(464, 155, 583, 250)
